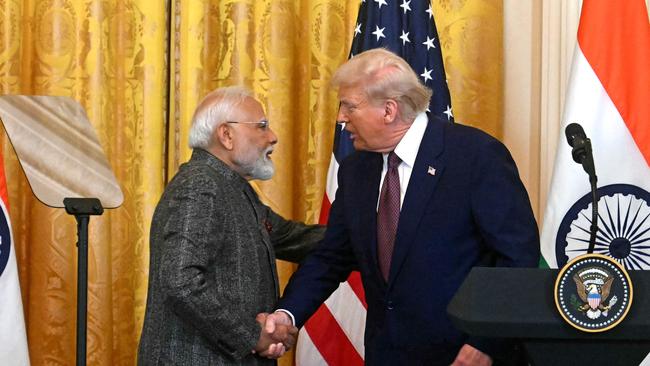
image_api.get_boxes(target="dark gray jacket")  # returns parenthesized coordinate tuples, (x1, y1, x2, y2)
(138, 149, 324, 365)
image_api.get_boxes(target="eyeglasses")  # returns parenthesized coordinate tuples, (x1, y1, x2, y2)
(226, 120, 270, 130)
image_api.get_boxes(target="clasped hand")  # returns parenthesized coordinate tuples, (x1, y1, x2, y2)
(252, 312, 297, 359)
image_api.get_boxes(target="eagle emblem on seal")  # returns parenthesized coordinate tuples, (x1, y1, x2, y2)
(573, 267, 618, 319)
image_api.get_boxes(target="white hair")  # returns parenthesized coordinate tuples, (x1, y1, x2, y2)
(188, 86, 254, 149)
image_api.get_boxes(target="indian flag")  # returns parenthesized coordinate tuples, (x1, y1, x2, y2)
(540, 0, 650, 270)
(0, 150, 30, 365)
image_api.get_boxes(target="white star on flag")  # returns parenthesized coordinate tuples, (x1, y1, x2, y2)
(372, 26, 386, 41)
(374, 0, 388, 9)
(425, 4, 433, 19)
(399, 31, 410, 45)
(354, 23, 362, 36)
(444, 105, 453, 120)
(400, 0, 411, 14)
(420, 67, 433, 82)
(423, 36, 436, 50)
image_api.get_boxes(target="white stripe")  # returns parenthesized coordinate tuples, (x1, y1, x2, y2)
(295, 282, 367, 364)
(325, 154, 340, 202)
(640, 352, 650, 366)
(295, 331, 327, 366)
(323, 282, 367, 357)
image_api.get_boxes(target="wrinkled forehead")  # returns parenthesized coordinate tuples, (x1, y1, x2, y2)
(337, 82, 367, 101)
(232, 96, 266, 120)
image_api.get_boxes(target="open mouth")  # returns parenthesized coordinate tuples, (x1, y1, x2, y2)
(265, 149, 273, 159)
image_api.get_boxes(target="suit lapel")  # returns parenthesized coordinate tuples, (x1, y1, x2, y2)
(242, 184, 280, 295)
(388, 116, 446, 287)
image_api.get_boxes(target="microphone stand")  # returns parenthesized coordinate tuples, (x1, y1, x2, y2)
(576, 140, 598, 254)
(587, 170, 598, 254)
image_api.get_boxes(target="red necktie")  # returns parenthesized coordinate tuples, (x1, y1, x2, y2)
(377, 151, 401, 281)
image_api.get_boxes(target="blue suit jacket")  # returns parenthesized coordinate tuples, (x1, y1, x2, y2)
(279, 116, 540, 365)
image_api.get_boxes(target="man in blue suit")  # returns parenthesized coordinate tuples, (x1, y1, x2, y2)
(262, 49, 540, 365)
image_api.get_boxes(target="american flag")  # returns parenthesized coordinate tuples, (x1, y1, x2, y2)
(295, 1, 452, 364)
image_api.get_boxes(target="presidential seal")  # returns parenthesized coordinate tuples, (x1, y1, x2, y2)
(554, 253, 633, 332)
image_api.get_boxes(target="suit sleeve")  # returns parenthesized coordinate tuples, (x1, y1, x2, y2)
(470, 138, 540, 267)
(159, 181, 260, 360)
(466, 138, 540, 359)
(276, 168, 359, 327)
(266, 209, 325, 263)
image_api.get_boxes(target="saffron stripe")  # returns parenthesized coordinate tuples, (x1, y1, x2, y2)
(578, 0, 650, 164)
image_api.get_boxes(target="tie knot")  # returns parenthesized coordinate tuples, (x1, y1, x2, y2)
(388, 151, 401, 169)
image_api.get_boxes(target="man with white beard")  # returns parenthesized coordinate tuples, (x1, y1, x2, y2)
(138, 86, 325, 366)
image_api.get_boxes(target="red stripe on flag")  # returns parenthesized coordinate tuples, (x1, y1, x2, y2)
(346, 271, 367, 309)
(303, 303, 364, 366)
(319, 195, 331, 225)
(0, 151, 9, 209)
(577, 0, 650, 164)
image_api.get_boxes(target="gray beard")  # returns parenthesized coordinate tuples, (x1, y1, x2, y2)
(234, 148, 275, 181)
(246, 156, 274, 180)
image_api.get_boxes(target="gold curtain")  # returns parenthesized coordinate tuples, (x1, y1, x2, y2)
(0, 0, 167, 364)
(0, 0, 502, 365)
(435, 0, 504, 138)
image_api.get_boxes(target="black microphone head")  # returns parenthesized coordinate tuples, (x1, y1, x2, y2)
(565, 123, 586, 147)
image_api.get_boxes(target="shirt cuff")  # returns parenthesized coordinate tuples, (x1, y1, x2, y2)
(275, 309, 296, 326)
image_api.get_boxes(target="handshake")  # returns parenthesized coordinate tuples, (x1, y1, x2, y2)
(252, 311, 296, 359)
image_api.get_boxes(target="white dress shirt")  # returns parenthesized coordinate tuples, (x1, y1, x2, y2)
(377, 112, 428, 210)
(278, 112, 429, 325)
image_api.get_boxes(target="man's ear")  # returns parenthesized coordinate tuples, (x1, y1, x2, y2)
(384, 99, 399, 124)
(216, 123, 234, 150)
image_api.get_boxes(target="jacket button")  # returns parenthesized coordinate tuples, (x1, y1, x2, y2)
(387, 301, 394, 310)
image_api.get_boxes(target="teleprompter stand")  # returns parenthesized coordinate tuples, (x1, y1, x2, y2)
(0, 96, 123, 366)
(64, 198, 104, 366)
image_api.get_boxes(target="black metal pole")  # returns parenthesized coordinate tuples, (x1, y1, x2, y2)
(587, 174, 599, 254)
(75, 214, 89, 366)
(63, 198, 103, 366)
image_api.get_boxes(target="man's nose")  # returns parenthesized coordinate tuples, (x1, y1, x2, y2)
(336, 107, 348, 123)
(268, 128, 278, 145)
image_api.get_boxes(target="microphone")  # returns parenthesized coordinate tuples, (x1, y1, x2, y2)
(565, 123, 595, 178)
(564, 122, 598, 254)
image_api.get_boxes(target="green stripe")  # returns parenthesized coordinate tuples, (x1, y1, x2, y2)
(538, 256, 550, 268)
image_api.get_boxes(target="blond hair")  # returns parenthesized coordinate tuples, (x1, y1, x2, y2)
(331, 48, 432, 121)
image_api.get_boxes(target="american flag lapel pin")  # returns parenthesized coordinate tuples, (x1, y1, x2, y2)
(427, 166, 436, 176)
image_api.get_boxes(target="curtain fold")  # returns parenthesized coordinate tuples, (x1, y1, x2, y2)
(0, 1, 502, 365)
(0, 1, 167, 364)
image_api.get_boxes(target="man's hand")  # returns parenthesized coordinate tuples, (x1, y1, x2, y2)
(450, 344, 492, 366)
(252, 313, 298, 359)
(263, 311, 292, 333)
